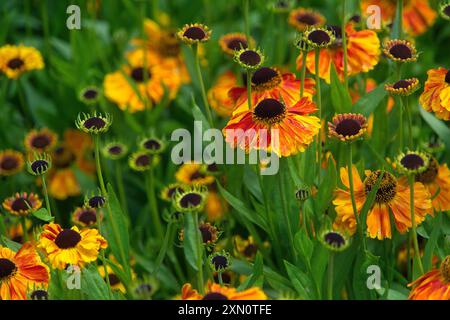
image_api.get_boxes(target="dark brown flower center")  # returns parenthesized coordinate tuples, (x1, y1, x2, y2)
(108, 145, 123, 155)
(143, 139, 161, 151)
(199, 225, 213, 243)
(180, 193, 202, 208)
(88, 195, 106, 208)
(243, 244, 258, 257)
(393, 79, 412, 89)
(31, 159, 49, 174)
(55, 229, 82, 249)
(83, 89, 98, 100)
(7, 58, 24, 70)
(252, 67, 278, 86)
(445, 70, 450, 84)
(1, 156, 18, 170)
(135, 154, 151, 167)
(183, 26, 206, 40)
(327, 25, 342, 39)
(335, 118, 361, 137)
(308, 30, 331, 45)
(389, 44, 412, 59)
(190, 171, 206, 181)
(30, 290, 49, 300)
(0, 258, 17, 279)
(211, 255, 228, 270)
(415, 157, 438, 184)
(444, 5, 450, 17)
(296, 13, 318, 25)
(11, 197, 31, 211)
(239, 50, 261, 67)
(349, 14, 361, 23)
(324, 232, 346, 247)
(78, 209, 97, 225)
(227, 38, 248, 51)
(31, 134, 51, 149)
(131, 67, 151, 82)
(202, 292, 228, 300)
(167, 186, 183, 198)
(108, 273, 121, 286)
(400, 154, 424, 170)
(440, 256, 450, 283)
(84, 117, 106, 130)
(253, 98, 286, 123)
(364, 171, 397, 204)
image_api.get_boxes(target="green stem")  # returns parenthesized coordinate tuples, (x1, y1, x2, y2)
(41, 175, 52, 217)
(327, 253, 334, 300)
(115, 162, 129, 218)
(152, 222, 174, 275)
(218, 272, 224, 286)
(399, 100, 404, 152)
(404, 97, 413, 149)
(300, 52, 307, 98)
(94, 135, 107, 195)
(342, 0, 348, 90)
(193, 211, 204, 293)
(17, 79, 33, 128)
(408, 175, 424, 275)
(278, 161, 296, 261)
(243, 0, 251, 49)
(21, 218, 28, 242)
(348, 143, 367, 252)
(314, 48, 322, 184)
(100, 251, 114, 299)
(146, 169, 164, 241)
(194, 44, 214, 127)
(246, 70, 252, 110)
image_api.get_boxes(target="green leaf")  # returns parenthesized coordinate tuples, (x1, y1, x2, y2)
(81, 264, 111, 300)
(192, 94, 211, 132)
(217, 182, 268, 231)
(104, 184, 131, 280)
(330, 64, 352, 113)
(360, 169, 384, 232)
(352, 81, 389, 116)
(238, 252, 264, 290)
(423, 214, 442, 271)
(1, 236, 22, 252)
(315, 157, 337, 214)
(32, 207, 54, 222)
(294, 230, 313, 265)
(183, 213, 200, 271)
(284, 261, 314, 299)
(419, 106, 450, 149)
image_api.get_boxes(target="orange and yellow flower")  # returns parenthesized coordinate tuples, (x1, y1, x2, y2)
(361, 0, 436, 36)
(333, 166, 432, 240)
(0, 243, 49, 300)
(415, 157, 450, 212)
(24, 128, 58, 153)
(0, 150, 24, 176)
(175, 163, 215, 186)
(0, 44, 44, 79)
(296, 24, 380, 83)
(38, 223, 107, 270)
(419, 67, 450, 121)
(2, 192, 42, 217)
(223, 97, 320, 157)
(207, 71, 240, 117)
(219, 33, 254, 56)
(288, 7, 325, 31)
(180, 282, 267, 300)
(408, 256, 450, 300)
(229, 66, 315, 115)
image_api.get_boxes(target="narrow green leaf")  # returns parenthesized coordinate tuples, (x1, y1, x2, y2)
(183, 213, 199, 271)
(32, 207, 54, 222)
(284, 260, 314, 299)
(330, 64, 352, 113)
(419, 106, 450, 149)
(238, 252, 264, 290)
(294, 230, 313, 264)
(352, 81, 389, 116)
(423, 214, 442, 271)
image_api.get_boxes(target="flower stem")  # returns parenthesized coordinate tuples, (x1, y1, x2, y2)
(194, 44, 214, 127)
(399, 100, 404, 152)
(115, 162, 129, 218)
(243, 0, 251, 49)
(146, 168, 164, 241)
(193, 211, 204, 293)
(314, 48, 322, 183)
(246, 69, 252, 110)
(348, 143, 367, 252)
(41, 175, 52, 217)
(300, 52, 307, 98)
(152, 222, 174, 275)
(327, 252, 334, 300)
(21, 218, 28, 242)
(404, 97, 413, 149)
(94, 135, 107, 196)
(342, 0, 349, 90)
(408, 175, 424, 275)
(218, 271, 224, 286)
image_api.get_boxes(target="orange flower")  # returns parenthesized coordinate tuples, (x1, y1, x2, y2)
(180, 282, 267, 300)
(361, 0, 436, 36)
(229, 66, 315, 115)
(333, 166, 432, 240)
(297, 24, 380, 83)
(408, 256, 450, 300)
(419, 67, 450, 121)
(223, 97, 320, 157)
(0, 243, 49, 300)
(288, 7, 325, 32)
(207, 71, 240, 117)
(415, 157, 450, 212)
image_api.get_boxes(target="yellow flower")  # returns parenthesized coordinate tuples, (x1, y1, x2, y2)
(2, 192, 42, 217)
(24, 128, 58, 153)
(0, 44, 44, 79)
(98, 265, 126, 293)
(38, 223, 107, 270)
(0, 150, 24, 176)
(180, 282, 267, 300)
(419, 67, 450, 121)
(408, 256, 450, 300)
(175, 163, 215, 186)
